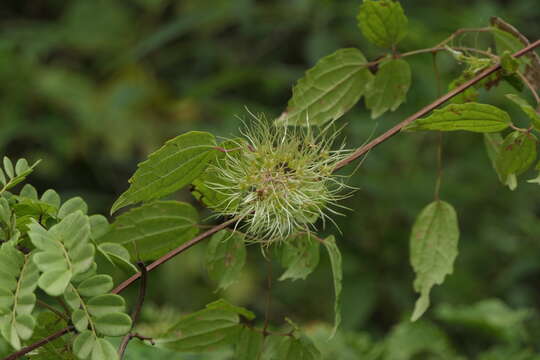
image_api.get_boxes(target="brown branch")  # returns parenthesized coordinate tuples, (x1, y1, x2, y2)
(5, 39, 540, 360)
(334, 39, 540, 171)
(3, 326, 74, 360)
(118, 261, 149, 359)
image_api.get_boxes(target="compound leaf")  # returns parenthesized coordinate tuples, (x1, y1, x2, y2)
(410, 201, 459, 321)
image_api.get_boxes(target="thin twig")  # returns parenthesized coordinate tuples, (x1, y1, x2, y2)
(118, 262, 149, 359)
(516, 70, 540, 105)
(36, 300, 70, 322)
(435, 27, 491, 48)
(5, 39, 540, 360)
(334, 39, 540, 171)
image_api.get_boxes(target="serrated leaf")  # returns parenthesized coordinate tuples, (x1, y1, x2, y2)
(497, 131, 537, 178)
(275, 48, 373, 126)
(206, 230, 246, 290)
(506, 94, 540, 130)
(322, 236, 342, 337)
(99, 201, 199, 261)
(77, 275, 113, 297)
(58, 197, 88, 219)
(405, 103, 511, 133)
(235, 326, 264, 360)
(357, 0, 408, 48)
(94, 312, 132, 336)
(111, 131, 217, 213)
(278, 234, 320, 281)
(484, 133, 517, 189)
(410, 201, 459, 321)
(365, 58, 411, 119)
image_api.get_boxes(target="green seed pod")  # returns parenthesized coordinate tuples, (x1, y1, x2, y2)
(204, 115, 353, 243)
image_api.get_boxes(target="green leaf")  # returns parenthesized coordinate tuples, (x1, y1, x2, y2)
(261, 335, 321, 360)
(40, 189, 61, 210)
(357, 0, 408, 48)
(365, 58, 411, 119)
(206, 298, 255, 321)
(94, 312, 132, 336)
(500, 51, 520, 74)
(278, 234, 320, 281)
(20, 184, 38, 200)
(275, 48, 373, 127)
(29, 211, 93, 296)
(14, 159, 29, 177)
(385, 320, 455, 360)
(435, 298, 530, 342)
(484, 133, 517, 189)
(27, 311, 76, 359)
(410, 201, 459, 321)
(111, 131, 217, 213)
(96, 243, 138, 274)
(0, 158, 40, 193)
(506, 94, 540, 130)
(322, 236, 342, 337)
(77, 275, 113, 297)
(3, 158, 14, 179)
(89, 215, 110, 241)
(157, 302, 242, 352)
(405, 103, 511, 133)
(99, 201, 199, 261)
(57, 197, 88, 219)
(0, 244, 39, 349)
(206, 230, 246, 290)
(87, 294, 126, 318)
(496, 131, 537, 178)
(235, 326, 264, 360)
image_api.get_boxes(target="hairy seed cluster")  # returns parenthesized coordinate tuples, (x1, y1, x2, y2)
(205, 118, 351, 242)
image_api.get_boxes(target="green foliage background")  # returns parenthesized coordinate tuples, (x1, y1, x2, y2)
(1, 0, 540, 358)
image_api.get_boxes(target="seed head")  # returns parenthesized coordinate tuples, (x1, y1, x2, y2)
(204, 115, 352, 243)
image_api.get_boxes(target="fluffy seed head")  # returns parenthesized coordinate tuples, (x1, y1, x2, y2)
(205, 116, 352, 243)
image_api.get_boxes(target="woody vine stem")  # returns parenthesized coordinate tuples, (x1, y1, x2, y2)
(4, 38, 540, 360)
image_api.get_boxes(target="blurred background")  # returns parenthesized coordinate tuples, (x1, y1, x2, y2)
(1, 0, 540, 358)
